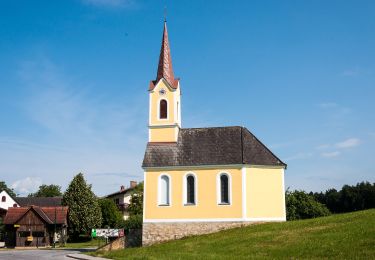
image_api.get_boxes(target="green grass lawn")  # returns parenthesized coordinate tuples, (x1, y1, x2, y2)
(90, 209, 375, 259)
(64, 238, 107, 249)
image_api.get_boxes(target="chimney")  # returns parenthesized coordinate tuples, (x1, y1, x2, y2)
(120, 185, 125, 191)
(130, 181, 137, 188)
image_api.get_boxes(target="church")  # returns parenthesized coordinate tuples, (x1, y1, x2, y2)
(142, 22, 287, 246)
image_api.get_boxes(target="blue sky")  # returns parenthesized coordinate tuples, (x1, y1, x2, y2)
(0, 0, 374, 196)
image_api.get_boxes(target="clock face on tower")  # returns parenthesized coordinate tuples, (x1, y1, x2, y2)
(159, 88, 166, 95)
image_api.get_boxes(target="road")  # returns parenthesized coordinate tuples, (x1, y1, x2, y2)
(0, 248, 97, 260)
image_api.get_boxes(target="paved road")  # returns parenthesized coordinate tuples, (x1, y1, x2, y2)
(0, 248, 96, 260)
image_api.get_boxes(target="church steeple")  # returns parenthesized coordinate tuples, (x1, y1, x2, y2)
(148, 21, 181, 143)
(150, 22, 179, 90)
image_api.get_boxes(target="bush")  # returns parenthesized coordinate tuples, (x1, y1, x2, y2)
(122, 214, 142, 231)
(286, 190, 331, 220)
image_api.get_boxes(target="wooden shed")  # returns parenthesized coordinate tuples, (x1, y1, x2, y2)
(3, 205, 68, 248)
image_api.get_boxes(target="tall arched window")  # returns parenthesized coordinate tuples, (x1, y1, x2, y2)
(1, 196, 6, 202)
(159, 175, 170, 205)
(159, 99, 168, 119)
(186, 175, 195, 204)
(219, 173, 230, 204)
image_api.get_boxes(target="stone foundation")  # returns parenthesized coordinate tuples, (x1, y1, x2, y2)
(142, 221, 258, 246)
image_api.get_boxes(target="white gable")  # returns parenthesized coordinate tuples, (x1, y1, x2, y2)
(0, 190, 19, 210)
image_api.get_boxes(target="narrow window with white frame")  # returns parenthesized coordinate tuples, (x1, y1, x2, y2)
(159, 175, 170, 205)
(186, 175, 195, 204)
(159, 99, 168, 119)
(219, 173, 230, 204)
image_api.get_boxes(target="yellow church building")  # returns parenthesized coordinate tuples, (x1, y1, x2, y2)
(142, 22, 287, 246)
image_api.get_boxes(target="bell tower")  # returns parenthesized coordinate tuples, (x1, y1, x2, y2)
(148, 21, 181, 142)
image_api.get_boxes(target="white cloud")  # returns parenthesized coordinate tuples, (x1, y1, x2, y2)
(341, 67, 360, 77)
(11, 177, 42, 196)
(321, 151, 341, 158)
(335, 138, 361, 149)
(82, 0, 133, 8)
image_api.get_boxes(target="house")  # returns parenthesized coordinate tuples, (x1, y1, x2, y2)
(15, 197, 62, 207)
(0, 190, 19, 211)
(3, 205, 68, 248)
(141, 22, 287, 246)
(105, 181, 137, 220)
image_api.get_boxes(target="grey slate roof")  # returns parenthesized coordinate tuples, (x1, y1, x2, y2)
(142, 126, 286, 168)
(15, 197, 63, 207)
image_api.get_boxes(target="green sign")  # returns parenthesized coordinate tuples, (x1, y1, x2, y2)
(91, 229, 97, 238)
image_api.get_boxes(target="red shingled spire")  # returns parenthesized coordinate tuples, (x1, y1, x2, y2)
(150, 21, 179, 90)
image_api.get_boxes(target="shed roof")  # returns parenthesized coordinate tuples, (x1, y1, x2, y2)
(3, 206, 68, 225)
(142, 126, 286, 168)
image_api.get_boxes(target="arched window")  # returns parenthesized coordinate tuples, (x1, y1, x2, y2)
(159, 175, 170, 205)
(217, 173, 230, 204)
(186, 175, 195, 204)
(1, 196, 5, 202)
(159, 99, 168, 119)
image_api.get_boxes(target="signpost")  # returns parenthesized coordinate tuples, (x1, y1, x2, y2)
(91, 229, 124, 238)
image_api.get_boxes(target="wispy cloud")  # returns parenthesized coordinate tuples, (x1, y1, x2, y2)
(81, 0, 134, 8)
(317, 137, 361, 158)
(317, 102, 338, 109)
(342, 68, 360, 77)
(335, 138, 361, 149)
(0, 56, 147, 196)
(284, 152, 313, 162)
(11, 177, 42, 196)
(321, 151, 341, 158)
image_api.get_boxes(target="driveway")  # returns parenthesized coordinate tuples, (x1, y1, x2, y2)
(0, 248, 101, 260)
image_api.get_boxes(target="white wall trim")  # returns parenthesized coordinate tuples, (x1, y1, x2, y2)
(216, 172, 232, 205)
(143, 217, 286, 223)
(143, 171, 147, 222)
(157, 173, 172, 207)
(281, 168, 286, 220)
(182, 172, 198, 206)
(241, 167, 247, 219)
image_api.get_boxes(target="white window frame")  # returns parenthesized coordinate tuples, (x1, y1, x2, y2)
(157, 98, 169, 121)
(216, 172, 232, 205)
(183, 172, 198, 206)
(158, 174, 172, 206)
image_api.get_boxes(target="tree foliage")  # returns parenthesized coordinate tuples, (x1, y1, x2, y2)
(28, 184, 62, 197)
(311, 182, 375, 213)
(99, 198, 123, 228)
(0, 181, 16, 197)
(62, 173, 102, 239)
(286, 189, 331, 220)
(128, 182, 143, 216)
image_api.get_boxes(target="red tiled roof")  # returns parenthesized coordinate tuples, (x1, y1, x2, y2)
(3, 206, 68, 225)
(149, 22, 179, 90)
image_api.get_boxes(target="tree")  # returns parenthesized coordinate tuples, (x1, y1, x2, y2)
(286, 189, 331, 220)
(128, 182, 143, 216)
(28, 184, 62, 197)
(98, 198, 123, 228)
(0, 181, 16, 197)
(62, 173, 102, 240)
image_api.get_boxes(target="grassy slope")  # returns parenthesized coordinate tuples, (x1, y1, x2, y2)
(92, 209, 375, 259)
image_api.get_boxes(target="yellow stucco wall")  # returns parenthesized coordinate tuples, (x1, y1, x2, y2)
(246, 167, 285, 219)
(149, 80, 180, 126)
(144, 168, 243, 219)
(149, 127, 178, 142)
